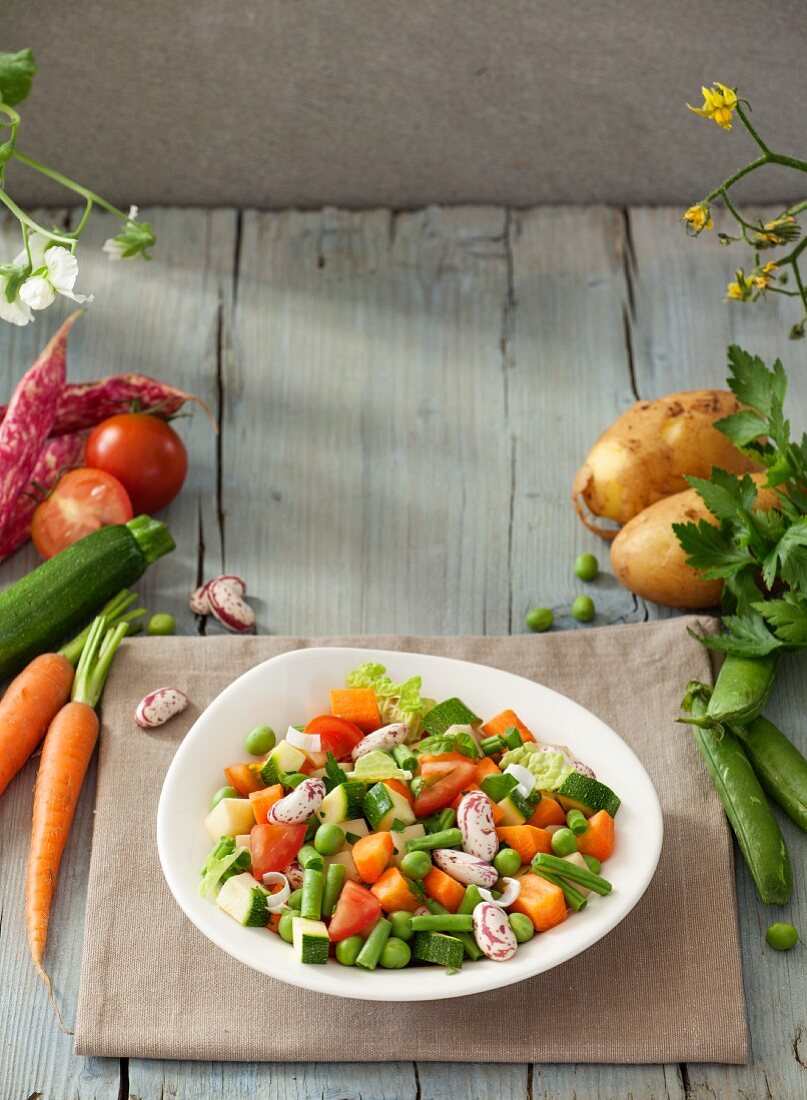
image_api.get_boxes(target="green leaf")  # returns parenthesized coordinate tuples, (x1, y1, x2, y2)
(672, 520, 754, 579)
(761, 518, 807, 596)
(721, 571, 764, 618)
(0, 49, 36, 107)
(323, 751, 348, 793)
(685, 469, 756, 525)
(754, 596, 807, 646)
(699, 612, 782, 657)
(726, 346, 786, 419)
(714, 409, 768, 448)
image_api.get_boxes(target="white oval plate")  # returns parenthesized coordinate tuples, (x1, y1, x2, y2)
(157, 647, 662, 1001)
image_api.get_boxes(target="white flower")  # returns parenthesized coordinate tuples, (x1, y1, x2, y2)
(103, 205, 140, 260)
(19, 246, 94, 311)
(0, 278, 33, 325)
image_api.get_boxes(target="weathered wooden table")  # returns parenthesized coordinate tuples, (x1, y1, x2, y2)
(1, 206, 804, 1099)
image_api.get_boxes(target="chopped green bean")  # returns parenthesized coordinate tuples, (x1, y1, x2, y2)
(480, 734, 506, 756)
(532, 852, 612, 895)
(406, 828, 463, 852)
(286, 888, 303, 910)
(300, 867, 324, 920)
(582, 854, 601, 875)
(533, 867, 587, 911)
(355, 918, 392, 971)
(457, 885, 484, 915)
(566, 809, 589, 836)
(411, 914, 474, 933)
(392, 743, 419, 772)
(298, 845, 325, 872)
(322, 862, 347, 916)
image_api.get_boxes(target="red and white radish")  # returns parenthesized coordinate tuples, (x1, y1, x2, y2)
(267, 778, 326, 825)
(134, 687, 189, 728)
(456, 790, 498, 862)
(432, 848, 498, 888)
(472, 901, 518, 961)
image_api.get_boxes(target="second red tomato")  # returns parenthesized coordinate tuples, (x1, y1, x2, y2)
(85, 413, 188, 514)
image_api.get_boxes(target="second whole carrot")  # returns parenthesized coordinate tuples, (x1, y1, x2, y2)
(0, 653, 74, 799)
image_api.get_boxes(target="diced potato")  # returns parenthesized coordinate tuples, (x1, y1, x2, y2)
(204, 797, 256, 840)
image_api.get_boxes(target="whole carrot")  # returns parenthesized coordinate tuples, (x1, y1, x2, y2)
(26, 616, 126, 1019)
(0, 653, 74, 798)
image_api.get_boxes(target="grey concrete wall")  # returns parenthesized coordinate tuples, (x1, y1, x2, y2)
(4, 0, 806, 208)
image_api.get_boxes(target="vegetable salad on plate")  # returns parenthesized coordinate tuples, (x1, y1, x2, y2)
(199, 663, 621, 973)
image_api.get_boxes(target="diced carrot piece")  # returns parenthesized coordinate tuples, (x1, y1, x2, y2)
(476, 757, 501, 782)
(384, 777, 414, 808)
(371, 867, 419, 912)
(423, 866, 465, 913)
(496, 825, 552, 863)
(528, 795, 567, 828)
(511, 873, 568, 932)
(330, 688, 381, 733)
(480, 709, 536, 743)
(577, 810, 615, 862)
(352, 831, 395, 884)
(248, 783, 284, 825)
(266, 911, 283, 933)
(224, 763, 264, 796)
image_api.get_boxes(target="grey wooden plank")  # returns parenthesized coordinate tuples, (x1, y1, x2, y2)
(629, 206, 807, 1099)
(128, 1060, 418, 1100)
(418, 1062, 529, 1099)
(508, 206, 645, 631)
(0, 210, 121, 1100)
(222, 205, 513, 636)
(532, 1063, 686, 1100)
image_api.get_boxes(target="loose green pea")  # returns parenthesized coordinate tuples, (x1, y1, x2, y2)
(551, 827, 578, 856)
(335, 935, 364, 965)
(494, 847, 522, 877)
(525, 607, 553, 633)
(210, 785, 238, 809)
(147, 612, 176, 636)
(278, 908, 299, 943)
(582, 854, 601, 875)
(400, 851, 432, 880)
(509, 912, 535, 943)
(379, 936, 412, 969)
(245, 724, 276, 755)
(574, 553, 599, 582)
(314, 823, 345, 856)
(388, 910, 414, 942)
(571, 594, 595, 623)
(766, 922, 799, 951)
(287, 888, 304, 910)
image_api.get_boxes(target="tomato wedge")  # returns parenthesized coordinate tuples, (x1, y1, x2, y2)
(328, 880, 382, 941)
(250, 822, 306, 879)
(31, 467, 133, 559)
(224, 763, 263, 797)
(414, 761, 477, 818)
(304, 715, 365, 760)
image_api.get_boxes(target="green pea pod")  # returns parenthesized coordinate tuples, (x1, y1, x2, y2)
(731, 715, 807, 833)
(683, 687, 792, 906)
(706, 654, 778, 728)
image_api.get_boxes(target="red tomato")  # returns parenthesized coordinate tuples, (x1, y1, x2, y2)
(304, 715, 365, 760)
(328, 880, 382, 941)
(31, 467, 133, 559)
(85, 413, 188, 514)
(224, 763, 263, 797)
(250, 823, 306, 880)
(414, 761, 477, 818)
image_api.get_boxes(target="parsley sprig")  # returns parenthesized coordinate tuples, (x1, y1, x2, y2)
(674, 346, 807, 656)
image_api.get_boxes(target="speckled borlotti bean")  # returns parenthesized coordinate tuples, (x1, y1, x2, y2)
(432, 848, 498, 888)
(190, 576, 249, 617)
(283, 860, 305, 890)
(189, 582, 212, 615)
(208, 577, 255, 634)
(573, 760, 596, 779)
(472, 901, 518, 961)
(456, 790, 498, 862)
(134, 687, 189, 728)
(267, 777, 326, 825)
(351, 722, 409, 761)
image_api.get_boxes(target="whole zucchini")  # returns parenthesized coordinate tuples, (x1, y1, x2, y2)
(731, 715, 807, 833)
(683, 685, 792, 905)
(0, 516, 174, 680)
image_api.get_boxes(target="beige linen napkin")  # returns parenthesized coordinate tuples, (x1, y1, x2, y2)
(75, 619, 748, 1063)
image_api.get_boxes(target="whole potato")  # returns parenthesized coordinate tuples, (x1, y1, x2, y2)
(573, 390, 759, 538)
(610, 475, 778, 609)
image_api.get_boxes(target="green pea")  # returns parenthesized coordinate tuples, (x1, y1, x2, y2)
(766, 922, 799, 951)
(388, 910, 414, 942)
(278, 908, 299, 943)
(210, 785, 238, 809)
(494, 847, 522, 877)
(509, 912, 535, 943)
(571, 594, 595, 623)
(400, 851, 432, 880)
(335, 934, 364, 965)
(146, 612, 176, 636)
(379, 936, 412, 969)
(287, 888, 304, 910)
(314, 823, 345, 857)
(582, 854, 601, 875)
(525, 607, 553, 633)
(551, 827, 578, 856)
(573, 553, 599, 582)
(245, 724, 276, 755)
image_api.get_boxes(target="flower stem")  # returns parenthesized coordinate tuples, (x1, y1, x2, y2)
(706, 156, 768, 203)
(720, 189, 760, 236)
(0, 189, 75, 246)
(735, 103, 772, 155)
(11, 151, 132, 221)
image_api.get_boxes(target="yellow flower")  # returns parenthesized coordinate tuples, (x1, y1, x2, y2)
(683, 203, 714, 236)
(750, 261, 778, 289)
(754, 214, 799, 247)
(688, 83, 738, 130)
(727, 263, 777, 301)
(726, 269, 753, 300)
